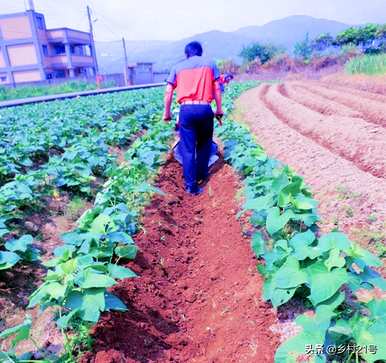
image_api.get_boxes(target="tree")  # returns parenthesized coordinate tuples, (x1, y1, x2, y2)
(239, 42, 280, 64)
(294, 33, 313, 61)
(311, 33, 334, 52)
(336, 24, 378, 46)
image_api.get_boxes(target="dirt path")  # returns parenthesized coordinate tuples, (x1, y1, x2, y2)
(234, 82, 386, 256)
(87, 158, 279, 363)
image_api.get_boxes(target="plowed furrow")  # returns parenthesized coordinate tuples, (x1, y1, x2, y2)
(279, 83, 361, 117)
(261, 84, 386, 179)
(294, 82, 386, 128)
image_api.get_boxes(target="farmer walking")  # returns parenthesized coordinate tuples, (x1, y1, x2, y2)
(163, 41, 223, 195)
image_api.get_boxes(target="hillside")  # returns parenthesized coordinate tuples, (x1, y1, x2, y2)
(96, 15, 350, 72)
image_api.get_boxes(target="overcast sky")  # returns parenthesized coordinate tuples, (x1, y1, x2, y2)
(1, 0, 386, 41)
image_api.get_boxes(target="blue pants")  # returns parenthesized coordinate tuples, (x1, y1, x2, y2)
(179, 104, 214, 189)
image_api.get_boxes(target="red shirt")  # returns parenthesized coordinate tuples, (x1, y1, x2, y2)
(167, 56, 220, 103)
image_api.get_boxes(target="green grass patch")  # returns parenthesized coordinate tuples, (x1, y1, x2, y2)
(345, 53, 386, 75)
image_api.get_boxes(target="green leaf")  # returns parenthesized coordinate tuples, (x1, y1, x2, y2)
(270, 287, 298, 308)
(56, 309, 79, 330)
(5, 235, 33, 253)
(90, 214, 115, 235)
(104, 292, 127, 312)
(329, 318, 352, 336)
(54, 244, 76, 259)
(60, 258, 78, 274)
(275, 306, 333, 363)
(347, 244, 382, 268)
(108, 264, 137, 279)
(273, 256, 307, 289)
(277, 178, 303, 209)
(0, 251, 21, 270)
(77, 271, 116, 289)
(45, 282, 66, 300)
(0, 318, 32, 349)
(28, 283, 49, 308)
(251, 232, 265, 257)
(367, 299, 386, 320)
(289, 230, 315, 247)
(305, 262, 348, 305)
(266, 207, 294, 235)
(244, 194, 274, 212)
(324, 248, 346, 271)
(289, 231, 321, 260)
(292, 194, 318, 210)
(65, 288, 105, 323)
(107, 232, 134, 244)
(317, 232, 351, 253)
(115, 245, 138, 260)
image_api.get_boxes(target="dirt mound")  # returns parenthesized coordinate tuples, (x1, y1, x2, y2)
(321, 73, 386, 95)
(84, 159, 279, 363)
(262, 84, 386, 178)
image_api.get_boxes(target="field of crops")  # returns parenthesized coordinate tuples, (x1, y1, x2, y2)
(0, 82, 103, 102)
(0, 81, 385, 363)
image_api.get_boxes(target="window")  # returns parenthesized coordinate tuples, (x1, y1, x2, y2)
(53, 44, 65, 55)
(54, 70, 66, 78)
(36, 16, 44, 30)
(0, 74, 7, 83)
(42, 45, 48, 56)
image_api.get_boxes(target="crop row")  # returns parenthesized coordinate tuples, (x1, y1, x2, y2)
(0, 88, 162, 186)
(0, 88, 164, 273)
(219, 83, 385, 363)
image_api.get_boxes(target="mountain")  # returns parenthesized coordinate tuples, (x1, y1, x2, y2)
(235, 15, 349, 49)
(96, 15, 351, 72)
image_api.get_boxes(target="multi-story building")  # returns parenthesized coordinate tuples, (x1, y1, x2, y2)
(0, 8, 98, 85)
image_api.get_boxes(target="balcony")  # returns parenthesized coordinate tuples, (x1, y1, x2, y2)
(44, 55, 93, 69)
(46, 28, 91, 44)
(71, 55, 94, 67)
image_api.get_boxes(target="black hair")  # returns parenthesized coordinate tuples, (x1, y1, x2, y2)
(185, 41, 203, 58)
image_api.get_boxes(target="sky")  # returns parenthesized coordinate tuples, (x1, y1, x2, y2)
(1, 0, 385, 41)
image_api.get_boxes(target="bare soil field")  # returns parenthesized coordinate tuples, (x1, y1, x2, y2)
(321, 73, 386, 95)
(234, 80, 386, 256)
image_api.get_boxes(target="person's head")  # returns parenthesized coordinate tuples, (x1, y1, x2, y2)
(225, 73, 234, 82)
(184, 41, 203, 58)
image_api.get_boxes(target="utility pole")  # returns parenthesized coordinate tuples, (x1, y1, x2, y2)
(27, 0, 35, 11)
(122, 37, 129, 86)
(87, 5, 99, 75)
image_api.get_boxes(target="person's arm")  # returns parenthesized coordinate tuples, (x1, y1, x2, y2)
(163, 67, 177, 121)
(213, 80, 224, 125)
(211, 62, 224, 124)
(163, 83, 174, 121)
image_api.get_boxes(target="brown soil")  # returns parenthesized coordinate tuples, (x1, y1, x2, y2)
(85, 158, 280, 363)
(321, 73, 386, 95)
(263, 83, 386, 179)
(234, 82, 386, 258)
(293, 82, 386, 128)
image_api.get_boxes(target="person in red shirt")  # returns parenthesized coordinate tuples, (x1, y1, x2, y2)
(219, 73, 234, 93)
(163, 41, 223, 195)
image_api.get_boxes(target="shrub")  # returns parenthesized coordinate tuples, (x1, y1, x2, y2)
(239, 42, 281, 64)
(294, 33, 313, 61)
(216, 59, 240, 74)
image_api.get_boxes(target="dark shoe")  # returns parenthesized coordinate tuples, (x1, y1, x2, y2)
(197, 174, 209, 185)
(185, 186, 203, 195)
